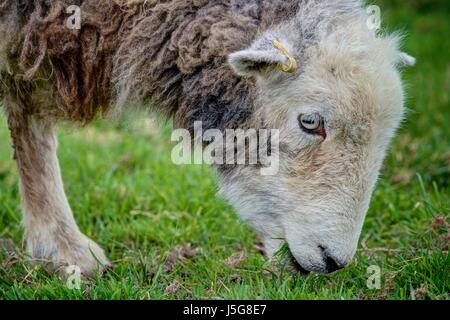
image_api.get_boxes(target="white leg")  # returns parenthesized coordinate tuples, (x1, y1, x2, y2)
(5, 98, 110, 277)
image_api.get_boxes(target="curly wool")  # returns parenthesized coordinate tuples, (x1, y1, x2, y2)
(4, 0, 135, 122)
(2, 0, 299, 127)
(113, 0, 299, 130)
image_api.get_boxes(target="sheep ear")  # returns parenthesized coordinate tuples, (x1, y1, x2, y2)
(396, 52, 416, 69)
(229, 39, 298, 76)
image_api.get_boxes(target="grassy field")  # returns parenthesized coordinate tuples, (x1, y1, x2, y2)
(0, 1, 448, 300)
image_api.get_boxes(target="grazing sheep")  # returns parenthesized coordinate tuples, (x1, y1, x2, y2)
(0, 0, 414, 276)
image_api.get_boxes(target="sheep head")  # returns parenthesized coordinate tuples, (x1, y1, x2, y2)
(224, 5, 415, 274)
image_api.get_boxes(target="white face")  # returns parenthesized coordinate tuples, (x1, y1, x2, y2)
(220, 93, 404, 274)
(224, 32, 412, 274)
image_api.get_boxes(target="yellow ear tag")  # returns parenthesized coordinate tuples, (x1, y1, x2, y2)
(272, 40, 298, 73)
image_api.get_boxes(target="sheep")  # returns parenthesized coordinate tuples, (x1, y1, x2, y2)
(0, 0, 415, 276)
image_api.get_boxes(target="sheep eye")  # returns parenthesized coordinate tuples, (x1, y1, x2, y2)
(298, 113, 326, 138)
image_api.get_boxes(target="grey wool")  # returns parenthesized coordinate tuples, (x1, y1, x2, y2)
(1, 0, 300, 129)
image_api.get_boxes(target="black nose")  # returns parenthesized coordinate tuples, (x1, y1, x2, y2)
(319, 246, 344, 273)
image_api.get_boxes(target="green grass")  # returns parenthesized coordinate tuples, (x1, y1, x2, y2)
(0, 1, 449, 300)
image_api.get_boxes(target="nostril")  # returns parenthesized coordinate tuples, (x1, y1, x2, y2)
(319, 246, 344, 273)
(323, 254, 341, 273)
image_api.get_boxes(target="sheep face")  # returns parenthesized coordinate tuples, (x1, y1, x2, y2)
(224, 27, 414, 273)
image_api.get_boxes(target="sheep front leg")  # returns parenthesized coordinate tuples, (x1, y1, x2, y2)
(5, 100, 110, 277)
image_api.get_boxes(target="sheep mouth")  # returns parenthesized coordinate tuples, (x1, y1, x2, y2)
(285, 247, 310, 275)
(274, 242, 310, 275)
